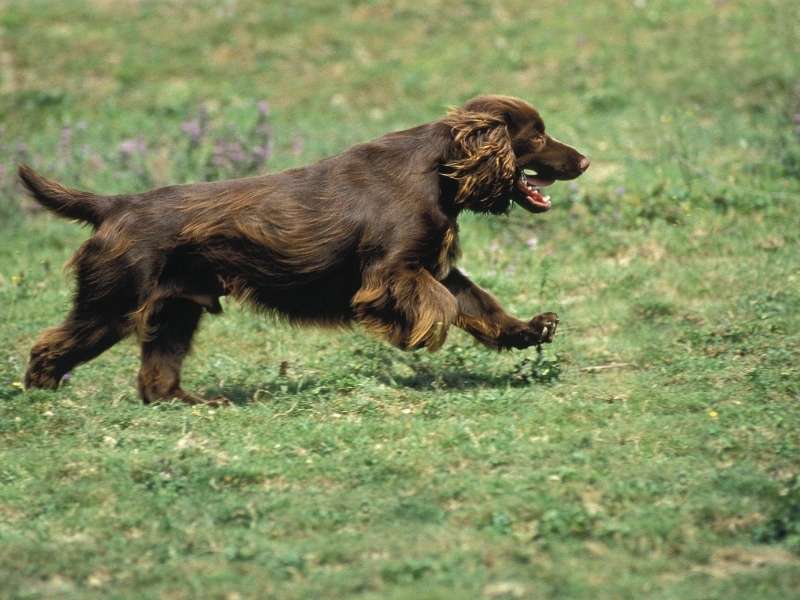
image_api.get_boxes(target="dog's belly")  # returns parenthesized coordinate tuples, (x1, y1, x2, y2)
(168, 229, 367, 325)
(243, 268, 363, 324)
(211, 248, 364, 325)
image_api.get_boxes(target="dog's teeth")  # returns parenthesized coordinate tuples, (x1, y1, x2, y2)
(543, 195, 551, 201)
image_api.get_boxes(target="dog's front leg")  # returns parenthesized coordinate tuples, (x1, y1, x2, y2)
(442, 268, 558, 349)
(352, 267, 459, 351)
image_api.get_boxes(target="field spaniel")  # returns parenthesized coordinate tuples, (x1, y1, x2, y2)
(20, 95, 589, 404)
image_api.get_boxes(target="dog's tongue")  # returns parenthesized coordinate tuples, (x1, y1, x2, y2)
(515, 174, 554, 213)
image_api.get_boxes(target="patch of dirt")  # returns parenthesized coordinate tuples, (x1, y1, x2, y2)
(712, 512, 766, 534)
(692, 546, 798, 578)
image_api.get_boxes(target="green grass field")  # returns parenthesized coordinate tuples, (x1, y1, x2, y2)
(1, 1, 799, 598)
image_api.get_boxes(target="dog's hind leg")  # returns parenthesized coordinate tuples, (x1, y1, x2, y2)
(25, 314, 132, 389)
(136, 298, 217, 406)
(25, 240, 136, 390)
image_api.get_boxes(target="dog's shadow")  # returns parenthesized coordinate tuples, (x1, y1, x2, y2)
(391, 368, 534, 391)
(203, 366, 544, 406)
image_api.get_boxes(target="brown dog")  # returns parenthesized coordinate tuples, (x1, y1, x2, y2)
(20, 95, 589, 404)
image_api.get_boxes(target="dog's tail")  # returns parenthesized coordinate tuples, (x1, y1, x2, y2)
(18, 164, 111, 227)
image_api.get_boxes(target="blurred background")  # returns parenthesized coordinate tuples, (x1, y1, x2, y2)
(1, 0, 796, 210)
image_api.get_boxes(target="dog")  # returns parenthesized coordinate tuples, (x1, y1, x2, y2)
(20, 95, 589, 405)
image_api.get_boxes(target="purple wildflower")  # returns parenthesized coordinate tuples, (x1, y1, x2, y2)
(118, 137, 147, 158)
(254, 100, 272, 140)
(212, 140, 248, 171)
(181, 119, 203, 142)
(181, 105, 208, 147)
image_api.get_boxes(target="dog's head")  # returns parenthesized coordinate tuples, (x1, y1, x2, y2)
(443, 95, 589, 214)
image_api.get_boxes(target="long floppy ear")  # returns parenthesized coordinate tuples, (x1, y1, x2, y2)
(442, 108, 516, 207)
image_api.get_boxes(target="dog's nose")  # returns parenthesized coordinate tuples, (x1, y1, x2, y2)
(578, 156, 591, 172)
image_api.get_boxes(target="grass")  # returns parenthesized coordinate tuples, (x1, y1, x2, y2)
(1, 0, 799, 598)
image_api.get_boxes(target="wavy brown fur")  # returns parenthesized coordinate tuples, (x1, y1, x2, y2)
(443, 108, 517, 210)
(20, 95, 589, 404)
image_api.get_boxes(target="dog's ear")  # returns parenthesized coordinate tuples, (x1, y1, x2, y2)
(442, 108, 516, 207)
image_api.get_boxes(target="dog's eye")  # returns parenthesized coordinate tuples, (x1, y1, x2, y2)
(532, 135, 546, 149)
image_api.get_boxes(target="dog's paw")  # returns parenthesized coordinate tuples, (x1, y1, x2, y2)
(528, 312, 559, 344)
(24, 363, 62, 390)
(501, 312, 559, 349)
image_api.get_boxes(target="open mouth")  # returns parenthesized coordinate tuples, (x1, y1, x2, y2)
(514, 169, 555, 213)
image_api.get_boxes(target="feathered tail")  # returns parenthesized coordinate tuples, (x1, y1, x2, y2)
(18, 165, 109, 227)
